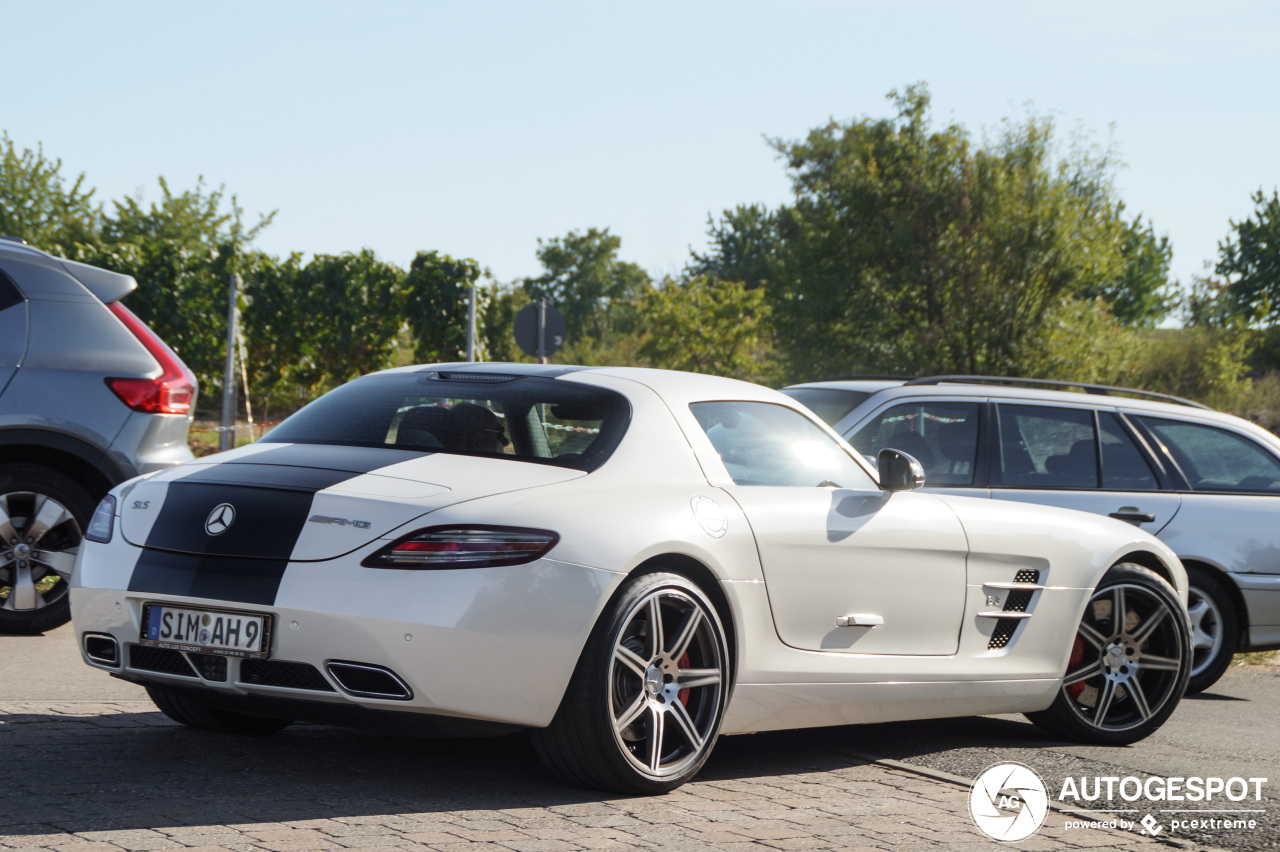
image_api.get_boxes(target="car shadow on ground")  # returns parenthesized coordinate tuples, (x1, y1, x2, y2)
(0, 709, 1061, 836)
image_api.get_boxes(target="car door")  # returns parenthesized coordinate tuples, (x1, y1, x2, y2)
(989, 402, 1181, 536)
(687, 400, 970, 656)
(1131, 414, 1280, 633)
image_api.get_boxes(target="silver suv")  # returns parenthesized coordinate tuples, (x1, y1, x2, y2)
(782, 375, 1280, 694)
(0, 238, 196, 634)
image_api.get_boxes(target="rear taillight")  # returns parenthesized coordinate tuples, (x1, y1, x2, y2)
(104, 302, 197, 415)
(362, 526, 559, 569)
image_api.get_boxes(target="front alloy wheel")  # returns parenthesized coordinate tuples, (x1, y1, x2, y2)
(532, 572, 731, 793)
(1028, 563, 1190, 745)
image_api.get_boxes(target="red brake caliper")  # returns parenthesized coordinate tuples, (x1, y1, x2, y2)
(1067, 635, 1086, 698)
(678, 652, 691, 707)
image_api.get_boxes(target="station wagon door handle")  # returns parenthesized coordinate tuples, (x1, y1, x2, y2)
(1109, 510, 1156, 525)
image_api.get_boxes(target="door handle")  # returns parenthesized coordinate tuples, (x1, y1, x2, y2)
(1109, 510, 1156, 525)
(836, 614, 884, 627)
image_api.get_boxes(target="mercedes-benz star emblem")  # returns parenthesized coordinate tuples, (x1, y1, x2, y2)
(204, 503, 236, 536)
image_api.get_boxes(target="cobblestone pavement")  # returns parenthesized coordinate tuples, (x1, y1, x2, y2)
(0, 701, 1220, 852)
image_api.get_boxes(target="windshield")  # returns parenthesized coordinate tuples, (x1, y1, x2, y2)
(262, 373, 630, 471)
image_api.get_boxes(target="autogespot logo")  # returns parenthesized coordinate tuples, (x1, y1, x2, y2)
(970, 762, 1050, 842)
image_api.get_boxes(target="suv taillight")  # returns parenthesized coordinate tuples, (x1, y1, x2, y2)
(362, 526, 559, 569)
(104, 302, 197, 415)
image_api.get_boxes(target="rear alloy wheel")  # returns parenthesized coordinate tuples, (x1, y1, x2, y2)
(0, 464, 95, 635)
(1028, 563, 1190, 745)
(532, 572, 731, 794)
(1184, 566, 1238, 694)
(147, 686, 292, 735)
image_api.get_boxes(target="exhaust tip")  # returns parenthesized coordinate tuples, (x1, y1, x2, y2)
(326, 661, 413, 700)
(84, 633, 120, 667)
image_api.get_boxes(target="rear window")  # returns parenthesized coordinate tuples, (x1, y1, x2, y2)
(262, 373, 629, 471)
(779, 387, 870, 427)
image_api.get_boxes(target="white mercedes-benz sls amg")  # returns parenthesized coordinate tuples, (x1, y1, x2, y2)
(71, 363, 1191, 793)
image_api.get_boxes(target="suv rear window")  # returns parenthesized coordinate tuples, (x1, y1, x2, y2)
(261, 373, 630, 471)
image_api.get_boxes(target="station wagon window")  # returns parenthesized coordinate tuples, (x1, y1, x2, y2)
(690, 401, 875, 489)
(1099, 412, 1158, 491)
(1138, 417, 1280, 493)
(848, 401, 981, 486)
(997, 405, 1098, 488)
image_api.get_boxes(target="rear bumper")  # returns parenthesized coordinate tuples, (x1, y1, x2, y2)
(71, 541, 622, 728)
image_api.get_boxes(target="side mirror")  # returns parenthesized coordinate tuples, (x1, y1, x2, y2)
(878, 448, 925, 492)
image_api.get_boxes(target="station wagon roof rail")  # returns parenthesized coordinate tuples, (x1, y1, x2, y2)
(900, 375, 1211, 410)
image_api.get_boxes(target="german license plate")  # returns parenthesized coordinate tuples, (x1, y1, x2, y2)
(141, 604, 271, 658)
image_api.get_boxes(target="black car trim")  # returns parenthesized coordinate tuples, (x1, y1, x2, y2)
(128, 549, 289, 607)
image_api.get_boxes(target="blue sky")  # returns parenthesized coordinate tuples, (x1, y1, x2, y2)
(2, 2, 1277, 303)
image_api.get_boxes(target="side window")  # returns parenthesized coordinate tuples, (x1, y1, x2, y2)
(1139, 417, 1280, 493)
(848, 402, 981, 486)
(690, 401, 876, 489)
(1100, 413, 1158, 491)
(997, 405, 1097, 488)
(0, 268, 22, 312)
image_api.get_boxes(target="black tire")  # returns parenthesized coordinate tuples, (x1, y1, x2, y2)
(531, 572, 732, 794)
(1027, 563, 1190, 745)
(0, 463, 97, 635)
(147, 686, 293, 735)
(1184, 566, 1239, 695)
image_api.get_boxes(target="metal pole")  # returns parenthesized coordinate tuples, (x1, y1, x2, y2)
(537, 299, 548, 365)
(466, 285, 477, 362)
(219, 273, 241, 452)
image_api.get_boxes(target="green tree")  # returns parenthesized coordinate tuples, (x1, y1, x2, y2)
(239, 251, 308, 418)
(79, 178, 274, 398)
(1218, 190, 1280, 323)
(1078, 214, 1174, 326)
(291, 250, 406, 388)
(687, 204, 779, 291)
(403, 251, 486, 363)
(639, 275, 774, 381)
(521, 228, 650, 345)
(751, 84, 1164, 380)
(481, 284, 527, 362)
(0, 133, 101, 254)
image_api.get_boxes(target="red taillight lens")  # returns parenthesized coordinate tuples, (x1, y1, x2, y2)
(362, 526, 559, 570)
(104, 302, 197, 415)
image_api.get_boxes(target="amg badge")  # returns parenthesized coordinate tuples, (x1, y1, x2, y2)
(308, 514, 372, 530)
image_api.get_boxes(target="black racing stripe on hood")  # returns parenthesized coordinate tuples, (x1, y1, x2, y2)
(227, 443, 426, 473)
(127, 549, 286, 607)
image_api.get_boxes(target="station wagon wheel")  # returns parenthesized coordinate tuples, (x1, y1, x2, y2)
(0, 464, 95, 635)
(531, 572, 731, 794)
(1183, 566, 1238, 695)
(1027, 563, 1190, 746)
